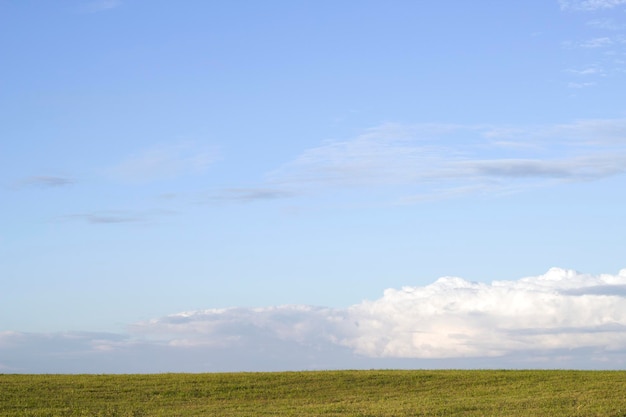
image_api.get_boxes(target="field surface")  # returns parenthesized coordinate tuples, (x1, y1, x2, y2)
(1, 370, 626, 416)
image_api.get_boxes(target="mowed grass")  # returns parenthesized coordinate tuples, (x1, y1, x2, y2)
(1, 370, 626, 416)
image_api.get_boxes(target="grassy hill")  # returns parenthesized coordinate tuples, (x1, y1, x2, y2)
(1, 370, 625, 416)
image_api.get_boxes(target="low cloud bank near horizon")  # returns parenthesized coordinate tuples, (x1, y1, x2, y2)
(3, 268, 626, 373)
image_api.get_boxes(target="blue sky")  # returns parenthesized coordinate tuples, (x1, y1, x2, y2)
(2, 0, 626, 372)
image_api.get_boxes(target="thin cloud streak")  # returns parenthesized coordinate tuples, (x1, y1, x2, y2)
(59, 209, 176, 225)
(208, 188, 296, 203)
(17, 176, 75, 188)
(566, 67, 604, 76)
(66, 212, 143, 224)
(568, 81, 597, 88)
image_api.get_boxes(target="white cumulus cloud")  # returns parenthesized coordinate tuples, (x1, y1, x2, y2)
(345, 268, 626, 358)
(4, 269, 626, 372)
(132, 268, 626, 363)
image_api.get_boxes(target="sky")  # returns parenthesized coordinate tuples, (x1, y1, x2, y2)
(2, 0, 626, 373)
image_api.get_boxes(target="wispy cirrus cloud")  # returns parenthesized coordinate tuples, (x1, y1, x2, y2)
(266, 119, 626, 202)
(559, 0, 626, 87)
(559, 0, 626, 11)
(587, 18, 625, 30)
(3, 268, 626, 372)
(107, 142, 217, 183)
(580, 37, 614, 48)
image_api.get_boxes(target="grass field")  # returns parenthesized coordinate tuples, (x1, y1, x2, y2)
(1, 370, 625, 416)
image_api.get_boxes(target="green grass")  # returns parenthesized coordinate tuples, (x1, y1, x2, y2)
(1, 370, 625, 416)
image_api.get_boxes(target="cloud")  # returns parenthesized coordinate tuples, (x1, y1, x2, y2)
(580, 37, 613, 48)
(568, 81, 597, 88)
(207, 188, 296, 203)
(587, 18, 624, 30)
(60, 209, 175, 225)
(17, 176, 74, 188)
(132, 268, 626, 363)
(267, 119, 626, 201)
(132, 305, 344, 347)
(546, 118, 626, 144)
(0, 329, 366, 373)
(65, 211, 143, 224)
(566, 67, 604, 76)
(466, 154, 625, 180)
(560, 5, 626, 84)
(559, 0, 626, 11)
(3, 268, 626, 372)
(107, 142, 217, 183)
